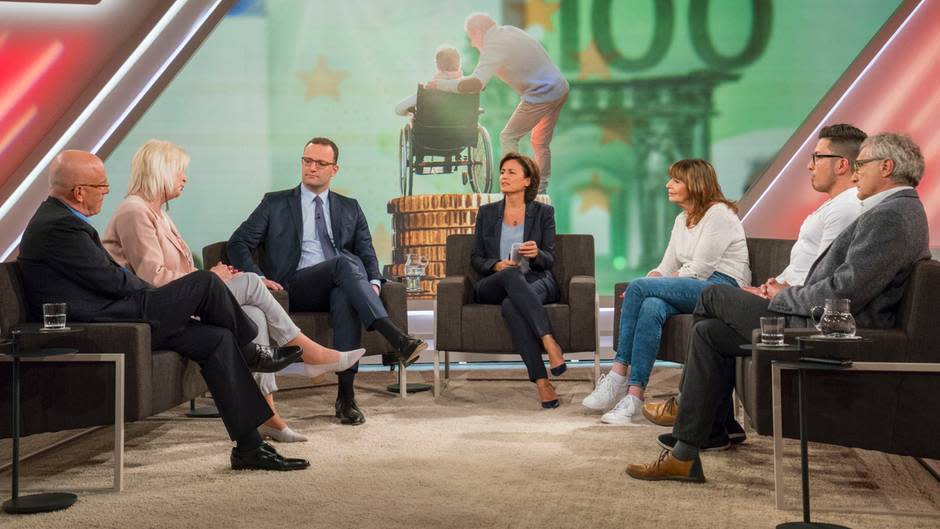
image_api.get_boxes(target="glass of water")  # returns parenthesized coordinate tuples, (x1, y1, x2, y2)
(42, 303, 67, 330)
(759, 316, 785, 346)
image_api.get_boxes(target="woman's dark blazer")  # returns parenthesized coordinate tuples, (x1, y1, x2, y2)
(470, 199, 559, 300)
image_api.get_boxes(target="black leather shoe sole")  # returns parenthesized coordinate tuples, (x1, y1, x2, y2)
(399, 338, 427, 367)
(230, 446, 310, 471)
(249, 345, 303, 373)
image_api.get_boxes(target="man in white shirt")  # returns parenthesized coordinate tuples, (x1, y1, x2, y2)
(429, 12, 568, 193)
(746, 124, 866, 297)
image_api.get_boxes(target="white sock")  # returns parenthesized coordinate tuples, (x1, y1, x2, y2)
(259, 424, 308, 443)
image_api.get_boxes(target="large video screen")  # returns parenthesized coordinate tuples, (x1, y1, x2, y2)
(95, 0, 901, 294)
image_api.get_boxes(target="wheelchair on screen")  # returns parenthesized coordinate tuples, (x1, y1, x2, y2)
(398, 85, 494, 195)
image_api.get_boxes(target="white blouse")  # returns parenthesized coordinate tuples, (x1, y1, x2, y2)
(652, 203, 751, 286)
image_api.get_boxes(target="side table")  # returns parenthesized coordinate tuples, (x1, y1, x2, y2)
(1, 327, 125, 514)
(772, 359, 940, 522)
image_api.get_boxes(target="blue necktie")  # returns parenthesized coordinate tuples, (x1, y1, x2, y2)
(314, 196, 337, 259)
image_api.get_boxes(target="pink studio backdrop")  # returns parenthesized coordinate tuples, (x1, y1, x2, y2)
(742, 0, 940, 248)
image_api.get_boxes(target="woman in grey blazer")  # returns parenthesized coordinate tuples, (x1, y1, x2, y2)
(471, 153, 564, 408)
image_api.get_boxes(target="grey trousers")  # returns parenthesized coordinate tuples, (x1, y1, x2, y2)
(499, 93, 568, 193)
(672, 285, 779, 447)
(226, 273, 302, 396)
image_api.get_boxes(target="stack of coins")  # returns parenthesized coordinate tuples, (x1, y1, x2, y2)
(385, 193, 551, 299)
(385, 193, 501, 298)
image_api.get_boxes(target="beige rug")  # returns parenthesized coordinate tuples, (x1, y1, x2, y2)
(1, 367, 938, 529)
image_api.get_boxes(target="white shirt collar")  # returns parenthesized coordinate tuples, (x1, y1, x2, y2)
(859, 185, 911, 211)
(300, 185, 330, 204)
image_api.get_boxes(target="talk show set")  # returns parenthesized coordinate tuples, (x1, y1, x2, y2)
(1, 2, 939, 529)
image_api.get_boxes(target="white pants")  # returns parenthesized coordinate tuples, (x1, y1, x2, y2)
(225, 273, 302, 396)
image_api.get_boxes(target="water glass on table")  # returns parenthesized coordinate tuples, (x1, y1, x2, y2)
(759, 316, 785, 346)
(42, 303, 67, 330)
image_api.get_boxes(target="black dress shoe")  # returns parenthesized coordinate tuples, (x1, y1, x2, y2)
(726, 419, 747, 445)
(335, 397, 365, 425)
(247, 344, 303, 373)
(657, 432, 730, 452)
(231, 442, 310, 471)
(398, 336, 427, 367)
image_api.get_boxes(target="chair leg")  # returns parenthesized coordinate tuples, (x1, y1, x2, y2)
(444, 350, 451, 380)
(593, 293, 601, 387)
(399, 360, 408, 399)
(433, 349, 441, 397)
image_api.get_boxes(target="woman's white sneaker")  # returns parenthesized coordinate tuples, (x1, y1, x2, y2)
(581, 372, 628, 411)
(601, 394, 643, 425)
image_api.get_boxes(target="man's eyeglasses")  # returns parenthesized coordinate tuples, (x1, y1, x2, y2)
(301, 157, 336, 168)
(810, 153, 844, 165)
(73, 183, 110, 190)
(852, 158, 885, 172)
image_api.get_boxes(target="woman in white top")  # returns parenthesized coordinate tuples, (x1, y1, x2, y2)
(582, 159, 750, 424)
(102, 140, 365, 443)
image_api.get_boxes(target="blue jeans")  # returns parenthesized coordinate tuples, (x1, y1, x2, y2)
(615, 272, 739, 388)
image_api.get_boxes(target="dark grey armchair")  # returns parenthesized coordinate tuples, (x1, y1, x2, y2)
(202, 242, 414, 395)
(434, 234, 598, 396)
(0, 262, 206, 438)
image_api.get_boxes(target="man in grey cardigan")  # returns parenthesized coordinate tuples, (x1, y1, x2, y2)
(626, 132, 931, 483)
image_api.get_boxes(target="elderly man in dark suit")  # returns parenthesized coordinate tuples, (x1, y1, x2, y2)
(18, 150, 308, 472)
(227, 137, 426, 425)
(627, 132, 931, 482)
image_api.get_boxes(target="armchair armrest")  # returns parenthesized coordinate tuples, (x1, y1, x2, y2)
(568, 275, 597, 351)
(380, 281, 408, 332)
(436, 275, 472, 350)
(612, 282, 629, 351)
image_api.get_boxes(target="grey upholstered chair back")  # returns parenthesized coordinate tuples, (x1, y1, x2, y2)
(445, 234, 595, 303)
(0, 262, 28, 339)
(745, 238, 796, 286)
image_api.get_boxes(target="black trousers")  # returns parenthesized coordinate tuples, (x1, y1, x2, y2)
(475, 268, 558, 382)
(286, 254, 388, 375)
(672, 284, 779, 447)
(139, 271, 271, 441)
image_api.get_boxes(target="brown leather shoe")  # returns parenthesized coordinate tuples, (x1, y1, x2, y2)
(643, 396, 678, 426)
(625, 449, 705, 483)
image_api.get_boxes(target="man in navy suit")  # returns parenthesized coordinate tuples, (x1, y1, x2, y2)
(228, 137, 426, 425)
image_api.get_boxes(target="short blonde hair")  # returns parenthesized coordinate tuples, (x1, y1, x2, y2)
(128, 140, 189, 201)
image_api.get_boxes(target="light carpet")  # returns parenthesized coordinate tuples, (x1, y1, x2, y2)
(1, 367, 938, 529)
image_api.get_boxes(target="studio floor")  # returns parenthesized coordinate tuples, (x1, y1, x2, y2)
(1, 366, 938, 529)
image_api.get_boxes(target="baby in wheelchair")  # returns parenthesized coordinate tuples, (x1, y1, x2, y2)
(395, 45, 462, 117)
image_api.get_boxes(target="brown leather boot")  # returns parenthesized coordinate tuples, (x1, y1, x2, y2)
(625, 449, 705, 483)
(643, 396, 678, 426)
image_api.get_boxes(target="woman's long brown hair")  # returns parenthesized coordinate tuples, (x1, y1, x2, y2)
(668, 159, 736, 227)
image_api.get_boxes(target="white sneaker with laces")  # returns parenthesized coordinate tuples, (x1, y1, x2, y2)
(601, 394, 643, 425)
(581, 373, 629, 411)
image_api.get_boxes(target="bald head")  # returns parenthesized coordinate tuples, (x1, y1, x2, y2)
(465, 12, 496, 49)
(48, 150, 110, 216)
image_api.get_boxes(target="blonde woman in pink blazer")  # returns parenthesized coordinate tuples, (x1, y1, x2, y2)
(103, 140, 364, 443)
